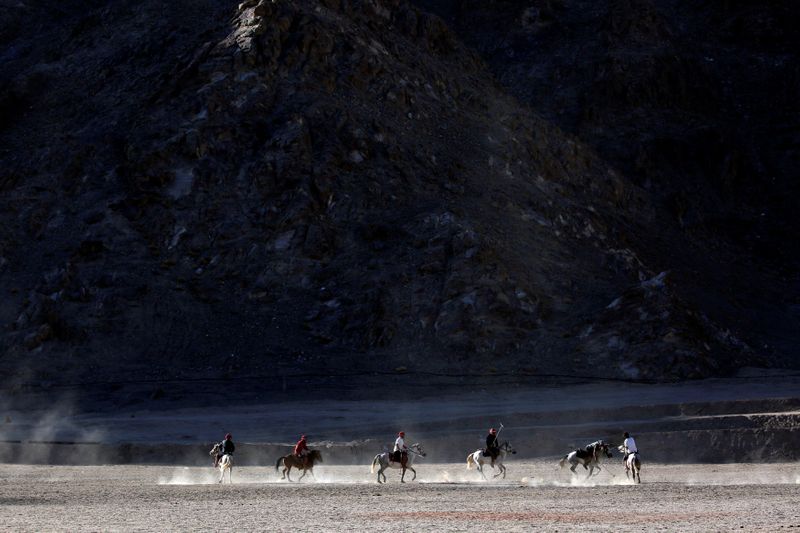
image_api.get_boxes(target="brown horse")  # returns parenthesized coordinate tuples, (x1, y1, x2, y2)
(276, 450, 323, 481)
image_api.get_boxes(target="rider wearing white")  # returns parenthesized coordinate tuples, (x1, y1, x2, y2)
(393, 431, 408, 467)
(622, 432, 638, 464)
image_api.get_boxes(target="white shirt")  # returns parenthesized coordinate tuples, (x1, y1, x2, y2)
(624, 436, 638, 453)
(393, 436, 406, 452)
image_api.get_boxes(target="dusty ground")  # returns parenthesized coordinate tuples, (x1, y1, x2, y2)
(1, 461, 798, 531)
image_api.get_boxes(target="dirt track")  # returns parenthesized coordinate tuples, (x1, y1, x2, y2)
(1, 462, 798, 531)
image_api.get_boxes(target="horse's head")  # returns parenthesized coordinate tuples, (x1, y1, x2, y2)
(310, 449, 323, 463)
(600, 443, 612, 458)
(410, 443, 426, 457)
(209, 443, 220, 456)
(501, 441, 517, 454)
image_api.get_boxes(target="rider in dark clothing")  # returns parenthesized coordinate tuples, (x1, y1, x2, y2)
(215, 433, 235, 466)
(485, 428, 500, 466)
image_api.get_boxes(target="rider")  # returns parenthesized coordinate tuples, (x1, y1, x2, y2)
(485, 428, 500, 466)
(215, 433, 235, 467)
(622, 432, 638, 465)
(294, 435, 310, 468)
(393, 431, 408, 467)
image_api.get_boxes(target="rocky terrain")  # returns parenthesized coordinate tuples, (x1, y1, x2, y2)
(1, 0, 798, 392)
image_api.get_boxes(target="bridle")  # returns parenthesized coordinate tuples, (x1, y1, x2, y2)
(406, 443, 426, 457)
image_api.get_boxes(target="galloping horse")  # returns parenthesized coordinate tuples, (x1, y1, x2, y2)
(209, 443, 233, 483)
(370, 443, 426, 483)
(618, 445, 641, 483)
(466, 441, 517, 480)
(559, 440, 612, 478)
(276, 450, 323, 482)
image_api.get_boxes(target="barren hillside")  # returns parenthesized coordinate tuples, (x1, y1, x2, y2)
(0, 0, 797, 392)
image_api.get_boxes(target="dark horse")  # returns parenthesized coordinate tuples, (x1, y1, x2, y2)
(559, 440, 613, 478)
(276, 450, 323, 481)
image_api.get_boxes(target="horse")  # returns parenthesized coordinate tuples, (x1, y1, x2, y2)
(370, 443, 426, 483)
(618, 445, 641, 483)
(209, 443, 233, 483)
(559, 440, 612, 478)
(276, 449, 323, 482)
(466, 441, 517, 480)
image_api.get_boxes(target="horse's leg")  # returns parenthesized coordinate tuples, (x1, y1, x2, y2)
(286, 466, 293, 483)
(493, 463, 503, 478)
(570, 462, 578, 474)
(299, 468, 306, 481)
(586, 465, 594, 479)
(592, 464, 601, 477)
(310, 468, 317, 481)
(400, 466, 406, 483)
(408, 466, 416, 481)
(478, 463, 487, 481)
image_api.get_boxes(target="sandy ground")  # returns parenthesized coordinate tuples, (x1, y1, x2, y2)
(1, 461, 798, 531)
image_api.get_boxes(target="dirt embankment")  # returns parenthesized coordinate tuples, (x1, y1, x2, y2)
(2, 396, 798, 465)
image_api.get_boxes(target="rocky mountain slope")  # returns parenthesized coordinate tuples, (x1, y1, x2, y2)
(0, 0, 797, 390)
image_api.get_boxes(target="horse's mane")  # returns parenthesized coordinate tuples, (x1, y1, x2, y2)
(310, 449, 323, 462)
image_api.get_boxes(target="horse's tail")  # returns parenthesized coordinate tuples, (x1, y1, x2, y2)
(466, 453, 475, 470)
(370, 454, 380, 474)
(558, 454, 568, 468)
(275, 456, 284, 471)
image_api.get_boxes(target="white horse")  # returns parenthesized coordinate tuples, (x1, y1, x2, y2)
(618, 445, 641, 483)
(559, 440, 612, 478)
(466, 441, 516, 479)
(370, 443, 426, 483)
(210, 443, 234, 483)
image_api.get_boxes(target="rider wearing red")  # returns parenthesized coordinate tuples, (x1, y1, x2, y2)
(294, 435, 310, 468)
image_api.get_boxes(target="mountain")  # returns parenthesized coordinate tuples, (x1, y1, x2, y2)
(1, 0, 797, 391)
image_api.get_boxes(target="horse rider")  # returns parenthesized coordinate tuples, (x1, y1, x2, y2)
(294, 435, 310, 468)
(622, 432, 638, 465)
(485, 428, 500, 466)
(215, 433, 235, 467)
(393, 431, 408, 467)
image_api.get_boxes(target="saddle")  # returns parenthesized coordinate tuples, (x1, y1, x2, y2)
(575, 448, 594, 460)
(390, 451, 407, 465)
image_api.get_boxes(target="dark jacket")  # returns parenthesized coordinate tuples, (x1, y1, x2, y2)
(486, 434, 498, 450)
(221, 439, 235, 455)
